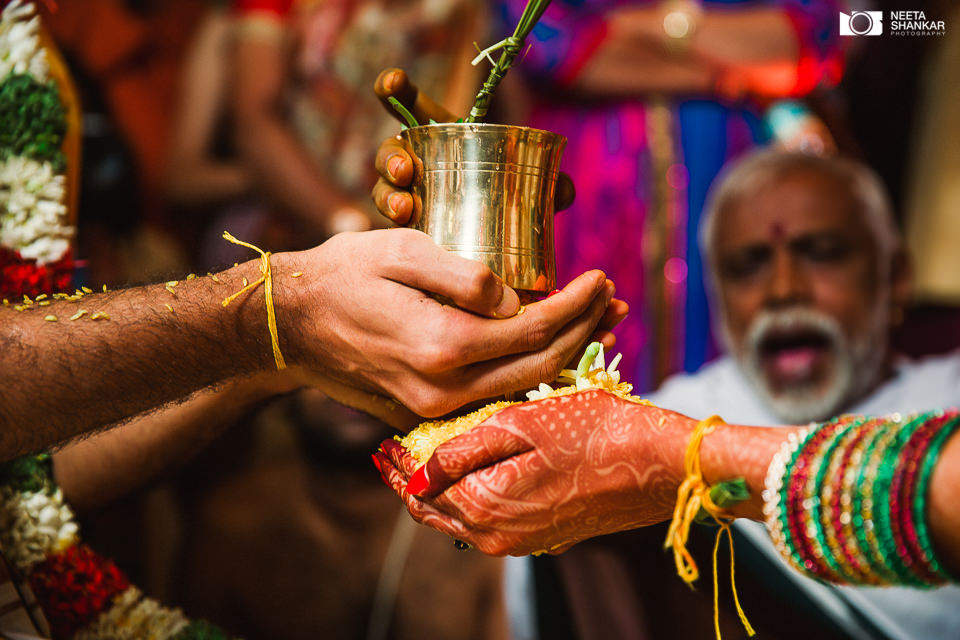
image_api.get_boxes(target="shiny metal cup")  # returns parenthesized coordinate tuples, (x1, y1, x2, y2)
(402, 123, 566, 295)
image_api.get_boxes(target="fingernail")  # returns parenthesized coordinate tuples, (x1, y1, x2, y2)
(387, 192, 406, 217)
(546, 289, 561, 298)
(387, 154, 404, 181)
(406, 465, 429, 496)
(603, 281, 615, 303)
(385, 71, 400, 92)
(493, 283, 520, 318)
(380, 439, 404, 457)
(371, 453, 382, 473)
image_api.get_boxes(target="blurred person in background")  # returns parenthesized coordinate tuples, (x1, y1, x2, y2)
(229, 0, 486, 241)
(161, 0, 263, 269)
(643, 149, 960, 640)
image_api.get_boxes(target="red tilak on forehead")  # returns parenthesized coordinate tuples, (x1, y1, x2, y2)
(770, 221, 786, 239)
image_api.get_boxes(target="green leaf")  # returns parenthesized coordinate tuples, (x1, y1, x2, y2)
(388, 96, 420, 129)
(576, 341, 602, 378)
(694, 478, 750, 526)
(0, 73, 67, 169)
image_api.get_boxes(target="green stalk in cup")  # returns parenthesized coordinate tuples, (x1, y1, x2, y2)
(466, 0, 554, 123)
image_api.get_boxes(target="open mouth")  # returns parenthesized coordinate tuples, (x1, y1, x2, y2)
(758, 329, 833, 385)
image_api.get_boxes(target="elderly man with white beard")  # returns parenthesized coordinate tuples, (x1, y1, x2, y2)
(645, 149, 960, 640)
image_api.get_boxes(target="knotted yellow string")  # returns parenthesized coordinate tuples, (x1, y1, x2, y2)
(220, 231, 286, 370)
(664, 415, 754, 640)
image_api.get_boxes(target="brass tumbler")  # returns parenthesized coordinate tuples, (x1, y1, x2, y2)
(401, 123, 567, 295)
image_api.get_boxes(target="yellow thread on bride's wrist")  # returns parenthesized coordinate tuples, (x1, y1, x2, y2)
(220, 231, 287, 370)
(664, 415, 754, 640)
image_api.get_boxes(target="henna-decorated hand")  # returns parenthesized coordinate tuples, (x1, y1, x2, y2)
(375, 390, 697, 556)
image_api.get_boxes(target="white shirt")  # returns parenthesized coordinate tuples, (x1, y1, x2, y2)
(648, 351, 960, 640)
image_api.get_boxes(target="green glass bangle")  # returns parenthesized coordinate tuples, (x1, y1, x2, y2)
(852, 418, 904, 585)
(817, 419, 874, 583)
(810, 417, 868, 583)
(872, 412, 932, 586)
(913, 413, 960, 582)
(779, 418, 847, 576)
(838, 418, 888, 585)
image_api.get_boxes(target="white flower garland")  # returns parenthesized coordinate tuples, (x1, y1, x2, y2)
(0, 486, 79, 573)
(0, 0, 71, 265)
(73, 588, 191, 640)
(0, 155, 73, 263)
(0, 0, 48, 81)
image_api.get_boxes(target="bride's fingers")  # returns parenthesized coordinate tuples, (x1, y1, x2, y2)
(377, 450, 475, 539)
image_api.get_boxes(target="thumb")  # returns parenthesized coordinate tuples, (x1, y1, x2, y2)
(380, 229, 522, 318)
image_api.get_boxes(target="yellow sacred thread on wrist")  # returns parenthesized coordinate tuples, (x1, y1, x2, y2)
(220, 231, 287, 370)
(664, 415, 754, 640)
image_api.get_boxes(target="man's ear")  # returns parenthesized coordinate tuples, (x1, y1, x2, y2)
(889, 247, 912, 325)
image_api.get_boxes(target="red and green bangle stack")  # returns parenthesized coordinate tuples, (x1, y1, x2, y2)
(762, 410, 960, 587)
(0, 454, 235, 640)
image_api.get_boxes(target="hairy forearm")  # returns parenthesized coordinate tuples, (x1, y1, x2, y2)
(52, 373, 293, 511)
(0, 259, 282, 460)
(572, 7, 797, 96)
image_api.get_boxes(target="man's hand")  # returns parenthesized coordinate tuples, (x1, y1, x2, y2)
(277, 228, 617, 418)
(367, 69, 622, 356)
(374, 391, 695, 556)
(371, 68, 576, 225)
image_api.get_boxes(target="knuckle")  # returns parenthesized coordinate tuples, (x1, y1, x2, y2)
(537, 351, 563, 383)
(404, 383, 446, 417)
(406, 500, 427, 524)
(435, 321, 470, 366)
(418, 341, 451, 373)
(382, 228, 414, 265)
(524, 318, 552, 350)
(463, 262, 497, 304)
